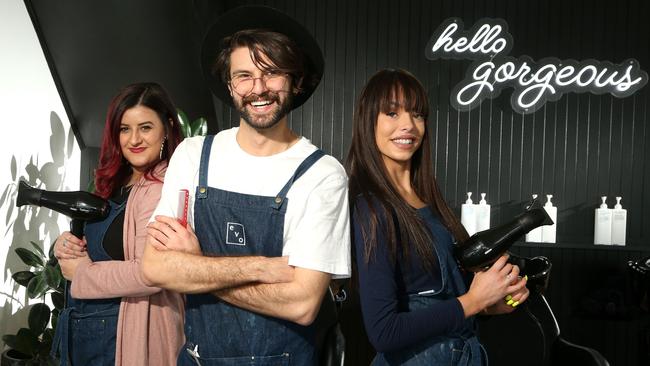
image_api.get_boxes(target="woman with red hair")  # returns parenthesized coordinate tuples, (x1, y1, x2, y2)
(51, 82, 185, 366)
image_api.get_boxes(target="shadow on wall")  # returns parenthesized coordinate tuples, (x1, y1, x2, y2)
(0, 111, 75, 338)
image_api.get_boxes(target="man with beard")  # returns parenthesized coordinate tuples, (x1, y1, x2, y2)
(141, 5, 351, 365)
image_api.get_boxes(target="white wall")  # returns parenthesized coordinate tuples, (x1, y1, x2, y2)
(0, 0, 81, 340)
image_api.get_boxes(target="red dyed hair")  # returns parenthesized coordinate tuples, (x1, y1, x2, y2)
(94, 82, 182, 199)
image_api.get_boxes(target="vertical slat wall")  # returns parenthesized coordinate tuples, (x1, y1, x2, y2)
(212, 0, 649, 248)
(205, 0, 650, 364)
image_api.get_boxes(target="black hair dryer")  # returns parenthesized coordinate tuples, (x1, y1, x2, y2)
(16, 181, 110, 238)
(454, 198, 553, 272)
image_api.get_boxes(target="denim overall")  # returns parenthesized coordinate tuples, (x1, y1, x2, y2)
(178, 135, 325, 366)
(51, 199, 125, 366)
(373, 208, 486, 366)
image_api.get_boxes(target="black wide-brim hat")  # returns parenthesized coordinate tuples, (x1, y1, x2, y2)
(201, 5, 324, 109)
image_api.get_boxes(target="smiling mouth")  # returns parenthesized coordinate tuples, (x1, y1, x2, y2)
(129, 147, 145, 153)
(250, 100, 273, 107)
(392, 138, 415, 145)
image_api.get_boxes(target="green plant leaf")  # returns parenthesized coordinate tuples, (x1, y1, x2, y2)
(51, 263, 65, 293)
(87, 178, 96, 193)
(59, 274, 67, 291)
(3, 334, 17, 349)
(26, 273, 47, 299)
(43, 264, 61, 290)
(182, 123, 191, 138)
(29, 241, 45, 257)
(51, 291, 64, 310)
(46, 255, 58, 267)
(15, 248, 44, 268)
(13, 328, 38, 356)
(51, 308, 60, 330)
(177, 109, 193, 138)
(48, 241, 56, 259)
(191, 117, 208, 137)
(28, 303, 50, 335)
(12, 271, 35, 287)
(177, 109, 189, 126)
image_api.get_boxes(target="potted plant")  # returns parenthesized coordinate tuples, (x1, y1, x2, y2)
(177, 109, 207, 138)
(2, 241, 64, 366)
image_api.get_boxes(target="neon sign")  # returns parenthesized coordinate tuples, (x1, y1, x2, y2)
(425, 18, 649, 114)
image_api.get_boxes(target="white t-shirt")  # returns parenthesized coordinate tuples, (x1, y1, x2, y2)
(152, 127, 351, 278)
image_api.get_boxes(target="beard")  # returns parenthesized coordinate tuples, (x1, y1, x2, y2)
(236, 90, 294, 130)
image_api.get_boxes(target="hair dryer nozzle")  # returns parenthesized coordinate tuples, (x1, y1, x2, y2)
(15, 181, 110, 221)
(455, 200, 554, 272)
(16, 180, 43, 208)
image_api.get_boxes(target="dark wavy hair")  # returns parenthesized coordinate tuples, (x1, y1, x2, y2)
(214, 29, 314, 96)
(346, 69, 469, 269)
(94, 82, 182, 199)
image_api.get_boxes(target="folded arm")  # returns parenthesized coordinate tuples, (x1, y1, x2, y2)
(214, 267, 331, 326)
(71, 259, 161, 299)
(141, 241, 294, 293)
(72, 179, 167, 299)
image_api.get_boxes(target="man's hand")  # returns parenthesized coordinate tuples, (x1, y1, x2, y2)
(147, 215, 202, 255)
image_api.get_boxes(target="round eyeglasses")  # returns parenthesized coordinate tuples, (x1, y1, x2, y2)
(229, 72, 288, 97)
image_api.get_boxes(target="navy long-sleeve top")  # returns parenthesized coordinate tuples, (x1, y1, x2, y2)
(352, 197, 469, 353)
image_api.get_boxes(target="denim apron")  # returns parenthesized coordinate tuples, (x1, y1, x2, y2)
(178, 135, 325, 366)
(373, 209, 487, 366)
(51, 199, 125, 366)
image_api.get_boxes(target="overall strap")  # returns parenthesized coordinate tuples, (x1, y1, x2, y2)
(197, 135, 215, 199)
(51, 307, 73, 365)
(271, 149, 325, 210)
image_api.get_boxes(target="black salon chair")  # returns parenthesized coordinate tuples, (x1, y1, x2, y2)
(314, 286, 346, 366)
(478, 256, 609, 366)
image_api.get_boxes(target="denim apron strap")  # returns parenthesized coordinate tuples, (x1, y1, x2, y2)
(51, 307, 74, 365)
(374, 209, 486, 366)
(196, 135, 215, 199)
(181, 143, 322, 365)
(51, 199, 125, 366)
(271, 149, 325, 210)
(461, 337, 488, 366)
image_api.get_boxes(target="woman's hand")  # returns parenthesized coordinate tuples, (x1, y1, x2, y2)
(54, 231, 87, 260)
(483, 275, 530, 315)
(458, 255, 528, 317)
(146, 215, 202, 255)
(59, 255, 92, 281)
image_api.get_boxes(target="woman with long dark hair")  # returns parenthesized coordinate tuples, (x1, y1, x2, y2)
(51, 82, 185, 365)
(346, 69, 529, 365)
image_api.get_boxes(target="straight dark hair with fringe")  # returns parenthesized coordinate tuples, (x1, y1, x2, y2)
(345, 68, 469, 269)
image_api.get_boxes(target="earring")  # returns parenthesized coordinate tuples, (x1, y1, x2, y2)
(159, 137, 167, 159)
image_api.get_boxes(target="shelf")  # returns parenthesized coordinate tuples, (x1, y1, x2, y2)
(513, 241, 650, 252)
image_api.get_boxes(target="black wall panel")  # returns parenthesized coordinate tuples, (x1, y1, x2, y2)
(202, 1, 650, 364)
(210, 0, 649, 248)
(31, 0, 649, 364)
